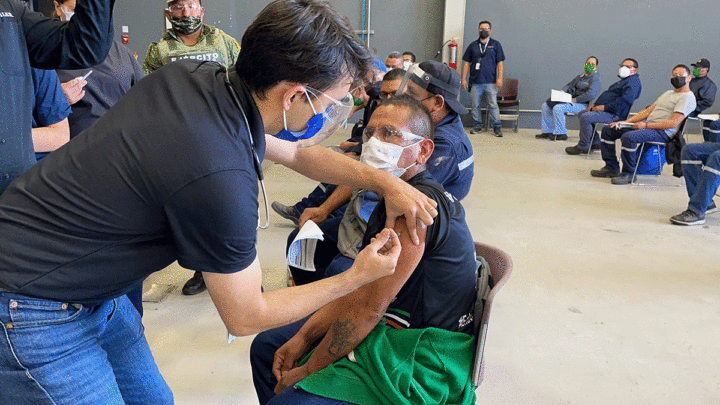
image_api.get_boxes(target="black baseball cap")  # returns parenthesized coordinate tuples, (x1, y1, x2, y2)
(692, 59, 710, 69)
(417, 61, 468, 115)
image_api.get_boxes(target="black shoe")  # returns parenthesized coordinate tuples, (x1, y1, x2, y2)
(469, 127, 483, 134)
(552, 134, 568, 141)
(611, 173, 633, 185)
(535, 132, 552, 139)
(670, 210, 705, 226)
(182, 272, 207, 295)
(271, 201, 300, 226)
(590, 166, 621, 178)
(590, 143, 601, 150)
(565, 145, 589, 155)
(494, 128, 503, 137)
(707, 202, 718, 214)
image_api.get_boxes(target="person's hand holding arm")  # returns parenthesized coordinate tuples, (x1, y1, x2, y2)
(274, 218, 424, 393)
(637, 111, 686, 131)
(204, 228, 401, 337)
(265, 136, 437, 244)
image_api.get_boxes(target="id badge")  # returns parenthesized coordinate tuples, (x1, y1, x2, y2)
(475, 62, 481, 70)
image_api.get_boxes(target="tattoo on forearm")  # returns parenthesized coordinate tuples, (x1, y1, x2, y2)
(327, 319, 360, 357)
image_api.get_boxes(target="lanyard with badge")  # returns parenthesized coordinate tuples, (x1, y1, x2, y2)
(224, 69, 270, 230)
(476, 41, 489, 71)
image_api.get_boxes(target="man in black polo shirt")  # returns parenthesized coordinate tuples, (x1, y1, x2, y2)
(250, 96, 478, 405)
(0, 1, 438, 403)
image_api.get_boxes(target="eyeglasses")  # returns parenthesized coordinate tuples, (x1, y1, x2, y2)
(362, 126, 424, 144)
(305, 86, 353, 117)
(166, 4, 202, 13)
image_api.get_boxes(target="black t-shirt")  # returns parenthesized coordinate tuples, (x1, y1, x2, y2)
(0, 61, 265, 306)
(361, 171, 477, 334)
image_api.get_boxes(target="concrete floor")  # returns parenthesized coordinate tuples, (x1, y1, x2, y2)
(142, 127, 720, 404)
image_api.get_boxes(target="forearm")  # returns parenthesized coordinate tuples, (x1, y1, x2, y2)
(318, 185, 352, 215)
(32, 119, 70, 152)
(645, 117, 684, 131)
(304, 307, 383, 374)
(497, 61, 504, 81)
(627, 105, 653, 123)
(461, 62, 470, 81)
(205, 258, 379, 337)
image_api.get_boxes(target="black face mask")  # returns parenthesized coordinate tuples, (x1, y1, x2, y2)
(479, 30, 489, 40)
(670, 76, 686, 89)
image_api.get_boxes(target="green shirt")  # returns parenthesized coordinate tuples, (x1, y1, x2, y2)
(142, 24, 240, 74)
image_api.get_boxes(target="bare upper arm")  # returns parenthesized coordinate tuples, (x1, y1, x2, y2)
(350, 216, 427, 315)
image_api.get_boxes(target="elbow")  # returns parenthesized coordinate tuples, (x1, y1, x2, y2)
(228, 323, 264, 337)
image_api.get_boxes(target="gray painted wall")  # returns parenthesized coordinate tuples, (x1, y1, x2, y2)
(112, 0, 444, 69)
(462, 0, 720, 129)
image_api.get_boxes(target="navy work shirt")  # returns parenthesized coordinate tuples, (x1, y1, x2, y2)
(0, 61, 265, 306)
(427, 113, 474, 200)
(462, 38, 505, 85)
(0, 0, 114, 194)
(594, 74, 642, 121)
(362, 170, 477, 334)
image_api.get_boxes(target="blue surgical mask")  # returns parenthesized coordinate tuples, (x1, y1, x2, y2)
(275, 90, 326, 142)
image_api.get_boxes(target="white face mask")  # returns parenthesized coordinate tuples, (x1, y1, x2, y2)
(402, 60, 412, 70)
(618, 66, 631, 78)
(62, 6, 74, 20)
(360, 136, 421, 177)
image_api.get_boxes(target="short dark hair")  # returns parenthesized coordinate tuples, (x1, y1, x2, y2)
(387, 52, 402, 60)
(588, 56, 599, 65)
(402, 51, 416, 62)
(673, 64, 691, 75)
(383, 68, 406, 82)
(479, 21, 492, 29)
(377, 95, 434, 140)
(623, 58, 639, 69)
(236, 0, 372, 98)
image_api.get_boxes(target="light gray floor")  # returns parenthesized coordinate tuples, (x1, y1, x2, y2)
(143, 128, 720, 405)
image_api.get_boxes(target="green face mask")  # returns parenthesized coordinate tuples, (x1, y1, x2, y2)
(693, 68, 702, 77)
(170, 16, 202, 35)
(584, 64, 595, 74)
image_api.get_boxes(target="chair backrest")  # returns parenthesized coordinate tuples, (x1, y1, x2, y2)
(471, 242, 513, 388)
(497, 78, 518, 101)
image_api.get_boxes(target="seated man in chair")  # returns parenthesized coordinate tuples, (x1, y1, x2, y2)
(591, 64, 696, 185)
(251, 96, 479, 405)
(565, 58, 642, 155)
(536, 56, 601, 141)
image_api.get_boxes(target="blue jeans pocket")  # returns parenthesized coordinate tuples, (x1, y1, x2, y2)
(7, 297, 84, 329)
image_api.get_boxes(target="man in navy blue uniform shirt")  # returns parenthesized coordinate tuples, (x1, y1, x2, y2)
(461, 20, 506, 137)
(0, 0, 437, 403)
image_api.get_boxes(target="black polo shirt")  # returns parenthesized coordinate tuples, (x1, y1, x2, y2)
(0, 61, 264, 306)
(361, 170, 477, 334)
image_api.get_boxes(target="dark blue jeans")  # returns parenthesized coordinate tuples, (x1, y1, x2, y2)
(702, 119, 720, 142)
(681, 142, 720, 215)
(600, 126, 669, 174)
(577, 110, 615, 149)
(0, 292, 172, 404)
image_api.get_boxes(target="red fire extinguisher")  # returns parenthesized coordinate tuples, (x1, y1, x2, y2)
(448, 40, 458, 70)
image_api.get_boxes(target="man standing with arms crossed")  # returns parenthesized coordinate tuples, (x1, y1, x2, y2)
(461, 20, 505, 137)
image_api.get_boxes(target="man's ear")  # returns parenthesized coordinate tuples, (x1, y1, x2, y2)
(432, 95, 446, 113)
(281, 83, 307, 111)
(417, 139, 434, 165)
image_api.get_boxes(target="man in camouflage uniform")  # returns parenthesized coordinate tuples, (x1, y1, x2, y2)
(142, 0, 240, 75)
